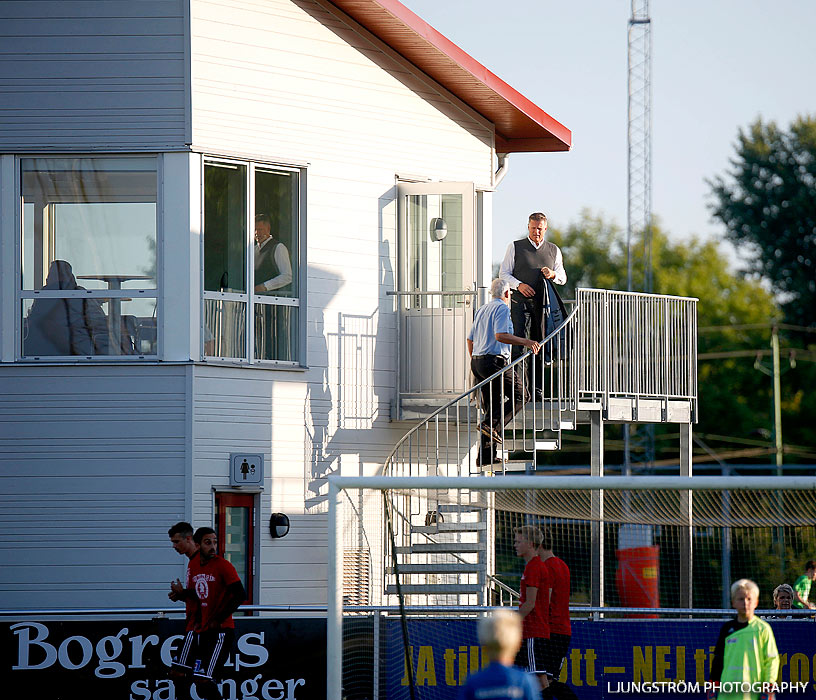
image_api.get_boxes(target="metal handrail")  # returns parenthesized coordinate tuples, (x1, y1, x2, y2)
(4, 604, 807, 617)
(360, 288, 697, 609)
(387, 290, 478, 297)
(384, 306, 580, 467)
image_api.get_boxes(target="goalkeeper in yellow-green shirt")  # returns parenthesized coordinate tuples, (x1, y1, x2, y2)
(708, 578, 779, 700)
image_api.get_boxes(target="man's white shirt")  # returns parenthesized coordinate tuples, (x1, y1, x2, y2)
(255, 236, 293, 292)
(499, 236, 567, 289)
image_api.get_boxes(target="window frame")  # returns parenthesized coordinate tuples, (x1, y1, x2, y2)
(201, 155, 306, 367)
(15, 154, 161, 362)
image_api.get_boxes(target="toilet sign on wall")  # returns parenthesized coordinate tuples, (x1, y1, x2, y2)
(229, 453, 264, 486)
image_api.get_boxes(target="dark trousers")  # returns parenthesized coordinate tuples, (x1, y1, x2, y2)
(471, 354, 527, 435)
(510, 291, 544, 396)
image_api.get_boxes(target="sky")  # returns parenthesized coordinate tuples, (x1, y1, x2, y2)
(400, 0, 816, 266)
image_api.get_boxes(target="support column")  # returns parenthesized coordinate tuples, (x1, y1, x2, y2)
(590, 411, 604, 610)
(679, 422, 693, 609)
(327, 479, 343, 699)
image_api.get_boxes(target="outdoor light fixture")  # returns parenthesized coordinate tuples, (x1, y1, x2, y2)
(430, 217, 447, 241)
(269, 512, 290, 538)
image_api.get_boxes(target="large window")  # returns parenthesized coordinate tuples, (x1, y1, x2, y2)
(203, 158, 303, 364)
(20, 157, 158, 358)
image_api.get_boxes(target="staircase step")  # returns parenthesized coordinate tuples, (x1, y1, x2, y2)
(395, 542, 486, 554)
(501, 439, 559, 452)
(437, 503, 486, 513)
(386, 584, 483, 595)
(387, 563, 481, 574)
(493, 462, 535, 472)
(412, 522, 486, 534)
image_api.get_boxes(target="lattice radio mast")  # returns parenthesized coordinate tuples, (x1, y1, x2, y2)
(625, 0, 655, 470)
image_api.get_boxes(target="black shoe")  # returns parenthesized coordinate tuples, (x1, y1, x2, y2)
(479, 422, 503, 444)
(476, 452, 497, 467)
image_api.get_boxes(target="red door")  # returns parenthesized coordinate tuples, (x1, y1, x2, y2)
(215, 492, 254, 605)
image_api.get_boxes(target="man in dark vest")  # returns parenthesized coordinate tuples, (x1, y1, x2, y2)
(499, 212, 567, 399)
(253, 213, 292, 295)
(253, 213, 294, 360)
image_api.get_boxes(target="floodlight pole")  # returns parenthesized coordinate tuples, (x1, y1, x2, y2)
(625, 0, 656, 472)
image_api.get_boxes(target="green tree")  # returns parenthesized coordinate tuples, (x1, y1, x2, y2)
(543, 211, 797, 464)
(709, 116, 816, 327)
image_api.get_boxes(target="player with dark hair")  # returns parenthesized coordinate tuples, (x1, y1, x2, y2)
(167, 521, 199, 628)
(538, 527, 578, 700)
(171, 527, 246, 700)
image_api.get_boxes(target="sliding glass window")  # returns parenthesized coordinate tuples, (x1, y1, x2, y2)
(20, 157, 158, 359)
(203, 158, 304, 365)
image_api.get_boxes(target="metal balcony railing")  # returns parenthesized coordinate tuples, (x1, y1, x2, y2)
(373, 288, 697, 606)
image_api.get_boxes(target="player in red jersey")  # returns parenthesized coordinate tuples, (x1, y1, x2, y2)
(171, 527, 246, 700)
(168, 521, 200, 634)
(513, 525, 551, 690)
(539, 526, 578, 700)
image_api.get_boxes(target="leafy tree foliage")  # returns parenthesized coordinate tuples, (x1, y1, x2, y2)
(709, 116, 816, 327)
(543, 212, 816, 464)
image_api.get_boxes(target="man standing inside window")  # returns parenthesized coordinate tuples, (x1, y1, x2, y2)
(253, 213, 292, 295)
(499, 213, 567, 400)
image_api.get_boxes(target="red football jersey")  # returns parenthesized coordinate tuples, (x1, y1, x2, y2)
(519, 556, 550, 639)
(542, 555, 571, 635)
(188, 554, 242, 631)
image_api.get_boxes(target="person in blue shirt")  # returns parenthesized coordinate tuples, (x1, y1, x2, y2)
(459, 609, 541, 700)
(467, 278, 540, 465)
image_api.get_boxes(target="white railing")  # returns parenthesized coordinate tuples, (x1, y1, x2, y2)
(390, 290, 477, 414)
(375, 288, 697, 606)
(576, 288, 698, 414)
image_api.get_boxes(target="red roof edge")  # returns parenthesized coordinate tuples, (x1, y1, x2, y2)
(328, 0, 572, 152)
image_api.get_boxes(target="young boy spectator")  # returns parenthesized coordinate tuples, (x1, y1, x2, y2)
(766, 583, 794, 620)
(709, 578, 779, 700)
(458, 610, 541, 700)
(513, 526, 550, 689)
(792, 561, 816, 609)
(773, 584, 793, 611)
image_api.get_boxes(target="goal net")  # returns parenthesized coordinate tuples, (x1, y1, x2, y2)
(328, 475, 816, 700)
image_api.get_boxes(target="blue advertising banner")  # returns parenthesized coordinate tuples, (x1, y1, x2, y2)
(386, 618, 816, 699)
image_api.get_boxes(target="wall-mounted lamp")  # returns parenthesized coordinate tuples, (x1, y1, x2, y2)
(269, 513, 290, 538)
(430, 217, 447, 241)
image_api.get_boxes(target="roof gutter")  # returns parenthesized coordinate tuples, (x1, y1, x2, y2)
(493, 152, 510, 188)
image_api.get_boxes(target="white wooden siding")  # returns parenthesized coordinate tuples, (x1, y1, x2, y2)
(0, 365, 190, 608)
(189, 0, 493, 182)
(192, 364, 408, 605)
(187, 0, 495, 606)
(0, 0, 189, 151)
